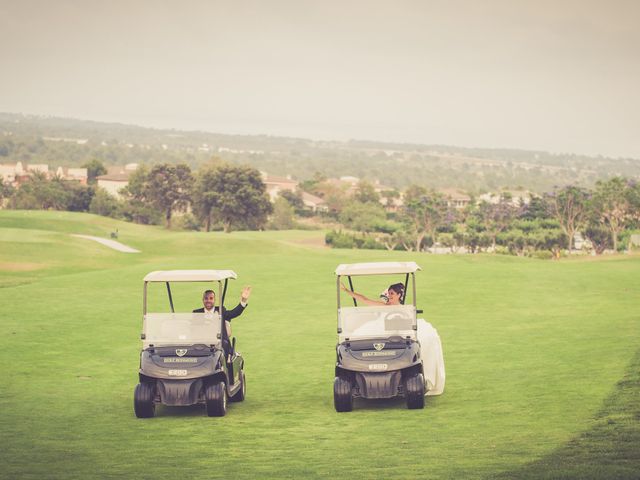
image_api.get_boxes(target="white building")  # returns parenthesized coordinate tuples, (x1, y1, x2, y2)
(96, 164, 138, 199)
(55, 167, 88, 183)
(478, 190, 531, 206)
(301, 191, 328, 213)
(261, 172, 298, 201)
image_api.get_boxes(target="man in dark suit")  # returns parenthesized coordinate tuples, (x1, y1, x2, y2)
(192, 286, 251, 320)
(193, 286, 251, 354)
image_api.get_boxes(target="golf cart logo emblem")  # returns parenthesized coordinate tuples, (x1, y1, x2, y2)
(373, 343, 385, 351)
(175, 348, 188, 357)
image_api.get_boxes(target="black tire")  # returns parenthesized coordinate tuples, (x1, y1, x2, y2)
(405, 373, 425, 409)
(134, 382, 156, 418)
(229, 371, 246, 402)
(333, 376, 353, 412)
(205, 381, 227, 417)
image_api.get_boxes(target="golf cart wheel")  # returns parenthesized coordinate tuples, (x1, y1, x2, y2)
(134, 382, 156, 418)
(205, 381, 227, 417)
(333, 376, 353, 412)
(405, 373, 425, 410)
(230, 371, 246, 402)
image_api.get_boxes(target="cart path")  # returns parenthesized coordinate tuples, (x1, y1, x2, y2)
(71, 234, 140, 253)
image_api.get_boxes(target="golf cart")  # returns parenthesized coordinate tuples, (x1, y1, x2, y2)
(334, 262, 427, 412)
(133, 270, 245, 418)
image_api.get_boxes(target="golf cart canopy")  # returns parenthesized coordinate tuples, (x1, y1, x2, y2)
(142, 269, 237, 321)
(144, 270, 238, 282)
(335, 262, 421, 277)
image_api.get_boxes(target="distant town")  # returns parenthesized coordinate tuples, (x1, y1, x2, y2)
(0, 159, 535, 213)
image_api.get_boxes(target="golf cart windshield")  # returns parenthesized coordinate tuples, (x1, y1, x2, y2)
(144, 312, 221, 347)
(339, 305, 416, 342)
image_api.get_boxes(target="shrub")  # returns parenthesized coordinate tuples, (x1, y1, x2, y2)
(361, 236, 385, 250)
(325, 230, 356, 248)
(530, 250, 553, 260)
(89, 188, 120, 218)
(173, 213, 201, 231)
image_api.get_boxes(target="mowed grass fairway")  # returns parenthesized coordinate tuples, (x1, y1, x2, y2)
(1, 211, 639, 480)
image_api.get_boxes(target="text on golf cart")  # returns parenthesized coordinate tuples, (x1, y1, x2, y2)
(362, 351, 397, 357)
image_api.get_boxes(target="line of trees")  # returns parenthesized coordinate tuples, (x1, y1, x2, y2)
(119, 163, 274, 232)
(323, 177, 640, 257)
(2, 157, 638, 256)
(1, 161, 273, 233)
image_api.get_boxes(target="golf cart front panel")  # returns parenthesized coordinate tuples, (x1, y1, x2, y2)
(336, 339, 421, 373)
(139, 347, 222, 380)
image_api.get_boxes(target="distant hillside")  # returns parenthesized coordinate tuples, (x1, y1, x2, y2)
(2, 112, 639, 194)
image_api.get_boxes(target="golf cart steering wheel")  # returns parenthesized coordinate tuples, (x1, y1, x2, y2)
(383, 311, 408, 322)
(383, 311, 412, 331)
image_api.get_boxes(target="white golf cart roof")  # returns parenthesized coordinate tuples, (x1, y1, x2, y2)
(335, 262, 421, 276)
(143, 270, 237, 282)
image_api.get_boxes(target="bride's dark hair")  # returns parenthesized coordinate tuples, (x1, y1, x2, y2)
(388, 283, 404, 302)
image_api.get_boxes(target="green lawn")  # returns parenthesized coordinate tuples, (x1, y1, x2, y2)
(1, 210, 638, 479)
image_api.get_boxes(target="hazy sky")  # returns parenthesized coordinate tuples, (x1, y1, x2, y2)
(1, 0, 639, 158)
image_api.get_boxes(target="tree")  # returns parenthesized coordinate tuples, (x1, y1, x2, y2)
(531, 221, 565, 258)
(306, 180, 349, 217)
(82, 159, 107, 184)
(269, 197, 296, 230)
(583, 222, 612, 255)
(590, 177, 634, 251)
(90, 188, 120, 218)
(192, 167, 219, 231)
(474, 197, 517, 250)
(10, 172, 68, 210)
(0, 181, 15, 206)
(519, 195, 551, 221)
(500, 219, 564, 258)
(299, 171, 327, 193)
(545, 185, 589, 252)
(122, 166, 148, 200)
(438, 232, 458, 253)
(120, 166, 161, 225)
(143, 163, 193, 228)
(63, 180, 94, 212)
(460, 216, 485, 253)
(279, 189, 305, 215)
(339, 201, 388, 233)
(401, 186, 450, 252)
(195, 165, 272, 233)
(354, 180, 380, 204)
